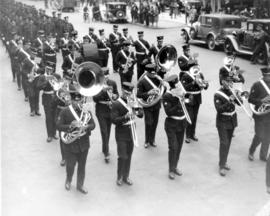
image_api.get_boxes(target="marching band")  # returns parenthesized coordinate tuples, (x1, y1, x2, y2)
(1, 0, 270, 195)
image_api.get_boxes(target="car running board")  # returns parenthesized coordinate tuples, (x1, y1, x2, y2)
(189, 39, 206, 44)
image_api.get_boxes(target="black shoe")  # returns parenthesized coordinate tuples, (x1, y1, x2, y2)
(30, 111, 35, 117)
(224, 164, 231, 171)
(65, 181, 71, 191)
(219, 168, 226, 177)
(35, 112, 41, 116)
(168, 172, 175, 180)
(150, 142, 157, 147)
(123, 178, 133, 186)
(77, 186, 88, 194)
(116, 178, 123, 186)
(18, 87, 22, 91)
(174, 168, 183, 176)
(185, 138, 191, 143)
(190, 136, 198, 141)
(47, 137, 53, 143)
(60, 159, 66, 166)
(250, 60, 256, 65)
(53, 135, 58, 140)
(248, 153, 254, 161)
(144, 143, 150, 148)
(104, 156, 110, 164)
(260, 157, 267, 162)
(24, 97, 29, 102)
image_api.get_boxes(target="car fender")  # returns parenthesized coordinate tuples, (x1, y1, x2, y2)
(206, 32, 216, 41)
(265, 42, 270, 64)
(181, 27, 191, 37)
(224, 35, 240, 51)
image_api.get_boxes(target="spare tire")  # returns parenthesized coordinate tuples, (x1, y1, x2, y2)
(116, 10, 125, 19)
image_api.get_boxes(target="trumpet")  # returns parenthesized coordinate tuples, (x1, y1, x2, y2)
(123, 52, 134, 74)
(222, 80, 252, 118)
(170, 81, 192, 124)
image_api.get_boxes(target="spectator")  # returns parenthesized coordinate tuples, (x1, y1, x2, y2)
(189, 5, 197, 25)
(131, 2, 138, 23)
(204, 2, 212, 14)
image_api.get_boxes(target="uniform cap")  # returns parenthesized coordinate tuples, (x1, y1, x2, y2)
(145, 63, 156, 73)
(157, 36, 164, 41)
(261, 67, 270, 75)
(122, 82, 134, 92)
(138, 31, 144, 36)
(122, 28, 128, 32)
(182, 43, 190, 51)
(57, 12, 61, 16)
(38, 30, 45, 35)
(64, 16, 69, 20)
(89, 27, 94, 32)
(113, 24, 118, 29)
(71, 30, 78, 35)
(122, 40, 131, 46)
(165, 74, 178, 84)
(102, 67, 109, 75)
(99, 29, 104, 35)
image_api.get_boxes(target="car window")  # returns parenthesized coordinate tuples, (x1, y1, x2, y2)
(224, 20, 241, 28)
(206, 17, 212, 25)
(247, 23, 253, 31)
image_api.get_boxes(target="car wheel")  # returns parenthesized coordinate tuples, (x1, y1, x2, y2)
(224, 39, 235, 54)
(207, 36, 215, 50)
(189, 29, 196, 40)
(181, 30, 189, 43)
(257, 48, 267, 65)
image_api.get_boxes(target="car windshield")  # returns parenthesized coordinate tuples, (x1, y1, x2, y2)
(109, 5, 125, 10)
(224, 20, 241, 28)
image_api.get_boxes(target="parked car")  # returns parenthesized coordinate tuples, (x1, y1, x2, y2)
(181, 14, 242, 50)
(224, 19, 270, 64)
(103, 2, 128, 23)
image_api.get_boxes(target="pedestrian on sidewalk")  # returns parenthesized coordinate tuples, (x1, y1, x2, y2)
(131, 2, 138, 23)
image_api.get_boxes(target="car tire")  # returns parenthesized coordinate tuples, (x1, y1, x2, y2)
(207, 36, 215, 50)
(224, 39, 235, 54)
(257, 48, 267, 65)
(181, 30, 189, 43)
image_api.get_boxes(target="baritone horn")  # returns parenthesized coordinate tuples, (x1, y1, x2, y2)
(137, 44, 177, 108)
(60, 61, 105, 144)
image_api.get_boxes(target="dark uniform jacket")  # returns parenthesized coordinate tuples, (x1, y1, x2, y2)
(115, 49, 136, 76)
(163, 90, 187, 130)
(214, 88, 239, 129)
(248, 79, 270, 122)
(56, 105, 95, 153)
(93, 79, 118, 117)
(219, 65, 245, 85)
(96, 38, 110, 59)
(109, 32, 121, 54)
(181, 72, 208, 105)
(148, 44, 162, 60)
(133, 39, 150, 64)
(178, 54, 197, 72)
(111, 97, 143, 141)
(119, 34, 134, 47)
(61, 53, 74, 72)
(32, 36, 43, 57)
(42, 43, 57, 66)
(137, 74, 162, 110)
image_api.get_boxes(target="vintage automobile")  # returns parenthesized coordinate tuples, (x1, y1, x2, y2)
(103, 2, 128, 23)
(51, 0, 79, 12)
(224, 19, 270, 64)
(181, 14, 242, 50)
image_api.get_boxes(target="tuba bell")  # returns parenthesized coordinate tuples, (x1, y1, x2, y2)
(60, 61, 104, 144)
(137, 44, 177, 108)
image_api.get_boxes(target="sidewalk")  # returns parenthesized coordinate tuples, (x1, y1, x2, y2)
(20, 0, 187, 29)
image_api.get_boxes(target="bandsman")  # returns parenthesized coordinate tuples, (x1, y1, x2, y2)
(93, 68, 119, 163)
(109, 25, 121, 73)
(97, 29, 110, 67)
(119, 28, 134, 46)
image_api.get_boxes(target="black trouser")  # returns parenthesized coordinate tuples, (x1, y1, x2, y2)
(96, 113, 111, 157)
(111, 50, 118, 72)
(266, 155, 270, 187)
(217, 127, 234, 168)
(59, 131, 65, 160)
(42, 93, 56, 137)
(186, 103, 200, 139)
(144, 108, 160, 144)
(28, 86, 40, 113)
(100, 58, 108, 67)
(137, 63, 145, 80)
(22, 75, 29, 98)
(65, 149, 89, 188)
(249, 119, 270, 160)
(165, 120, 185, 172)
(116, 139, 134, 180)
(10, 60, 17, 81)
(120, 73, 133, 87)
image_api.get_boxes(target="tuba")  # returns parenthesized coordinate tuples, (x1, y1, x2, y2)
(60, 61, 104, 144)
(137, 44, 177, 108)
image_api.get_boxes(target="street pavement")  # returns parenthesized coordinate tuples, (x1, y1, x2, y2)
(1, 1, 270, 216)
